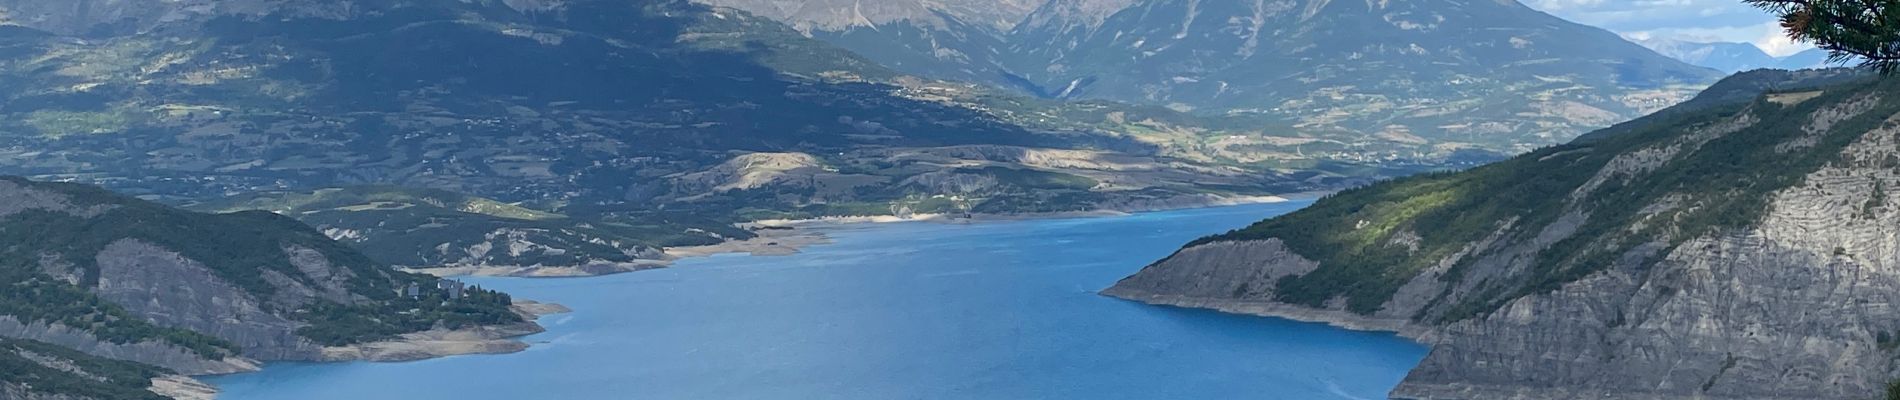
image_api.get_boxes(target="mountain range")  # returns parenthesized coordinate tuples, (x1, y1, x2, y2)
(702, 0, 1725, 152)
(1107, 69, 1900, 399)
(1636, 38, 1848, 73)
(0, 0, 1453, 276)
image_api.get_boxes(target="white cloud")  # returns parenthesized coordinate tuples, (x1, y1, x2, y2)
(1622, 21, 1815, 56)
(1523, 0, 1814, 56)
(1753, 25, 1812, 56)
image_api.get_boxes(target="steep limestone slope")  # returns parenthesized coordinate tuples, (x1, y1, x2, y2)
(1006, 0, 1135, 75)
(0, 176, 525, 377)
(1107, 69, 1900, 399)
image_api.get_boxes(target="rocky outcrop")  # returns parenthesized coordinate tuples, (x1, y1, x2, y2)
(282, 245, 369, 306)
(1108, 75, 1900, 399)
(93, 239, 326, 361)
(147, 375, 218, 400)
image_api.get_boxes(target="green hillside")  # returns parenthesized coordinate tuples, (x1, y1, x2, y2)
(0, 177, 519, 347)
(1192, 70, 1887, 318)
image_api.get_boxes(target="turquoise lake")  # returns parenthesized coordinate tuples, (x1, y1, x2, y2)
(206, 201, 1428, 399)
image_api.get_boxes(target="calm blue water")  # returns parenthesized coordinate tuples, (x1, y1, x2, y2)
(206, 202, 1427, 399)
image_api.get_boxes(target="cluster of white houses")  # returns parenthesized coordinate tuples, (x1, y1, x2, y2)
(399, 279, 469, 299)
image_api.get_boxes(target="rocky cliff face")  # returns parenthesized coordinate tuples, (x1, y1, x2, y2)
(92, 239, 328, 361)
(1108, 70, 1900, 399)
(0, 176, 532, 397)
(1006, 0, 1134, 68)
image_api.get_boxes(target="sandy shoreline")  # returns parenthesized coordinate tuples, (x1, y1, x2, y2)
(149, 374, 218, 400)
(1099, 288, 1438, 342)
(660, 226, 835, 259)
(317, 300, 572, 362)
(403, 261, 669, 278)
(184, 300, 571, 398)
(409, 193, 1293, 279)
(403, 227, 833, 278)
(751, 194, 1292, 228)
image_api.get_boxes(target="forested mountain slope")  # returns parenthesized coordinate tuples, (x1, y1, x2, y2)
(0, 0, 1372, 273)
(0, 176, 530, 398)
(1108, 69, 1900, 399)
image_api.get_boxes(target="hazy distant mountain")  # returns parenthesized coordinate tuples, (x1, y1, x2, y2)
(699, 1, 1723, 152)
(1008, 0, 1722, 149)
(1635, 38, 1780, 73)
(1771, 48, 1859, 70)
(710, 0, 1721, 151)
(1006, 0, 1135, 70)
(1633, 38, 1857, 73)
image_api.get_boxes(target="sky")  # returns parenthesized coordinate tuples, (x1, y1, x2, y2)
(1522, 0, 1815, 56)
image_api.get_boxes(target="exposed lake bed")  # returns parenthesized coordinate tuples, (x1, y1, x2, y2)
(207, 202, 1427, 399)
